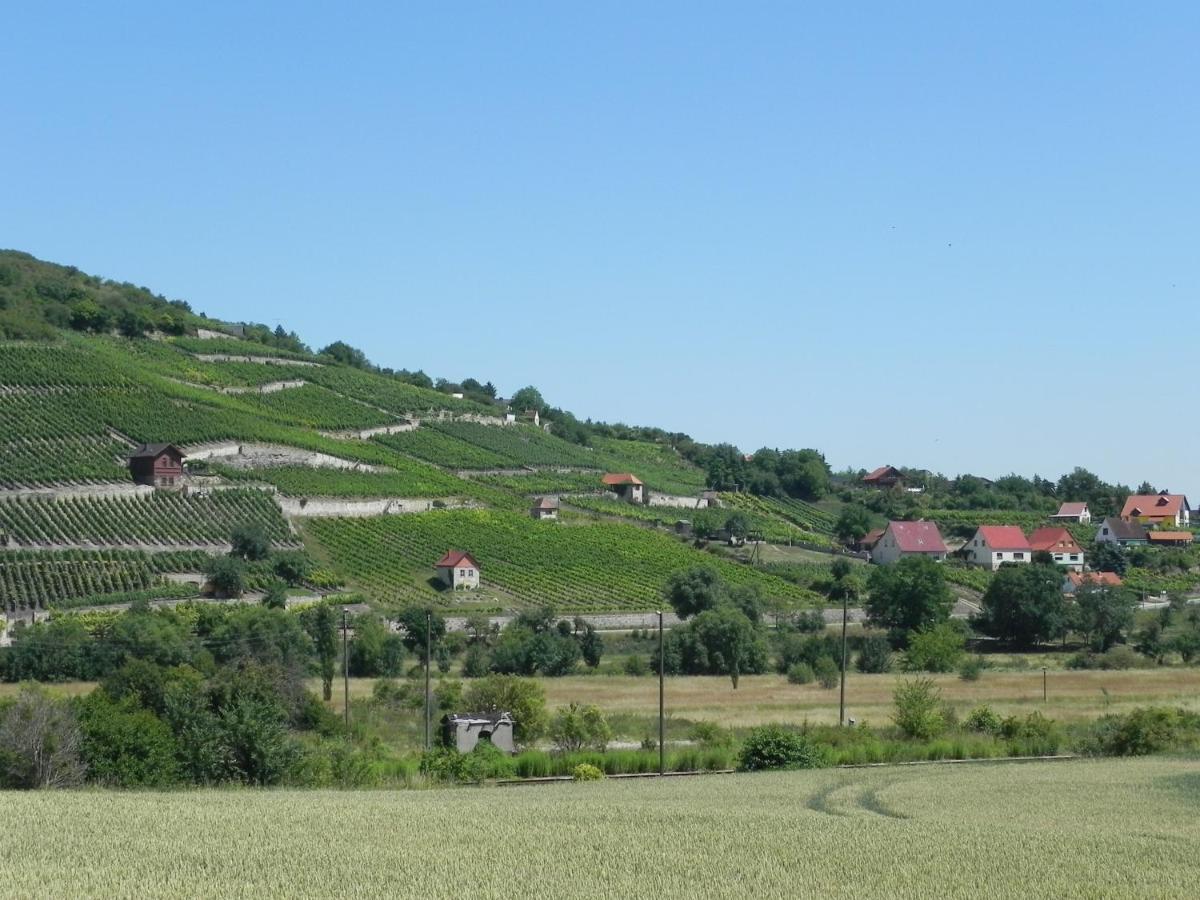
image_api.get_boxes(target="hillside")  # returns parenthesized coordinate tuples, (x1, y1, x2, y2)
(0, 252, 834, 617)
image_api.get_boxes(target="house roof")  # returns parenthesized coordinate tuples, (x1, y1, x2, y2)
(1148, 532, 1194, 544)
(531, 496, 560, 510)
(864, 465, 901, 483)
(1100, 517, 1148, 541)
(435, 550, 479, 569)
(129, 443, 184, 459)
(1121, 493, 1189, 519)
(1028, 527, 1082, 554)
(886, 521, 947, 553)
(1052, 502, 1089, 517)
(1067, 572, 1123, 588)
(975, 525, 1032, 551)
(602, 473, 643, 486)
(860, 528, 885, 549)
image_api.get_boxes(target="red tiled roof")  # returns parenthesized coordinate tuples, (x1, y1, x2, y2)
(860, 528, 885, 548)
(1028, 527, 1082, 554)
(1121, 494, 1188, 519)
(435, 550, 479, 569)
(1148, 532, 1194, 544)
(887, 521, 947, 553)
(531, 497, 560, 510)
(1052, 502, 1088, 517)
(602, 473, 643, 486)
(976, 525, 1032, 551)
(1067, 572, 1123, 588)
(864, 465, 901, 483)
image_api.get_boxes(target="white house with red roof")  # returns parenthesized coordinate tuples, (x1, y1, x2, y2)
(964, 525, 1032, 570)
(1120, 492, 1191, 528)
(1028, 527, 1085, 572)
(602, 473, 645, 504)
(435, 550, 481, 590)
(1049, 502, 1091, 525)
(870, 521, 948, 565)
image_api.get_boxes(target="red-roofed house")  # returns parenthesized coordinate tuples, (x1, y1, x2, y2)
(1049, 502, 1091, 525)
(870, 521, 948, 565)
(863, 465, 903, 489)
(964, 526, 1032, 570)
(602, 473, 645, 504)
(1028, 527, 1085, 571)
(1063, 571, 1124, 595)
(856, 528, 886, 553)
(1121, 492, 1191, 528)
(435, 550, 481, 590)
(530, 497, 560, 521)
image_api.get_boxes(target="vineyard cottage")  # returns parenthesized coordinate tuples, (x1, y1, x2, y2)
(530, 497, 559, 520)
(435, 550, 480, 590)
(128, 443, 185, 489)
(602, 473, 644, 504)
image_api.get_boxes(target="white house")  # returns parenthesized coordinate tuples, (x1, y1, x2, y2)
(1049, 502, 1091, 525)
(963, 526, 1032, 570)
(1027, 527, 1085, 572)
(1095, 517, 1149, 547)
(435, 550, 480, 590)
(869, 521, 948, 566)
(602, 473, 644, 504)
(530, 496, 559, 520)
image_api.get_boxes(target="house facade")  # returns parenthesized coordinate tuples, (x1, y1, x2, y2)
(863, 465, 903, 489)
(1028, 527, 1085, 571)
(870, 521, 948, 565)
(530, 497, 559, 520)
(128, 443, 185, 488)
(435, 550, 481, 590)
(1050, 502, 1091, 525)
(1095, 517, 1149, 547)
(602, 473, 644, 504)
(964, 525, 1032, 570)
(1121, 492, 1191, 528)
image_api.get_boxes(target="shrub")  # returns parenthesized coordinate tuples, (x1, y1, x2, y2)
(1066, 646, 1146, 671)
(572, 763, 604, 781)
(814, 656, 840, 689)
(549, 703, 611, 753)
(76, 691, 180, 787)
(689, 721, 734, 748)
(786, 662, 814, 685)
(855, 635, 893, 674)
(737, 724, 826, 771)
(205, 556, 245, 599)
(964, 704, 1002, 735)
(463, 675, 548, 745)
(958, 655, 986, 681)
(999, 712, 1061, 756)
(892, 678, 946, 740)
(903, 623, 965, 673)
(230, 523, 271, 561)
(1079, 707, 1200, 757)
(622, 654, 648, 676)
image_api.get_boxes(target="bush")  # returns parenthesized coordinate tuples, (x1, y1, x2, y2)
(1079, 707, 1200, 757)
(622, 654, 648, 676)
(549, 703, 611, 753)
(855, 635, 893, 674)
(814, 656, 840, 689)
(999, 712, 1061, 756)
(1066, 646, 1146, 671)
(689, 721, 734, 748)
(205, 556, 245, 599)
(892, 678, 946, 740)
(76, 691, 180, 787)
(964, 704, 1002, 735)
(572, 763, 604, 781)
(230, 523, 271, 561)
(737, 724, 826, 771)
(786, 662, 815, 685)
(463, 675, 548, 745)
(958, 656, 986, 681)
(904, 623, 965, 673)
(420, 741, 515, 783)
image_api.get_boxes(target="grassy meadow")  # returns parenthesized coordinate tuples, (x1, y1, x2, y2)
(0, 758, 1196, 898)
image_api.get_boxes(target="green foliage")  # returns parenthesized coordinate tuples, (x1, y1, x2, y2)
(571, 763, 605, 781)
(903, 623, 966, 673)
(834, 504, 874, 543)
(205, 556, 245, 598)
(786, 662, 815, 685)
(892, 678, 947, 740)
(231, 523, 273, 561)
(866, 556, 954, 643)
(76, 690, 180, 787)
(1077, 707, 1200, 757)
(736, 724, 827, 771)
(855, 635, 894, 673)
(814, 655, 840, 689)
(1071, 583, 1136, 651)
(549, 703, 612, 752)
(463, 675, 548, 745)
(348, 615, 406, 677)
(964, 705, 1002, 735)
(975, 564, 1067, 648)
(958, 655, 987, 681)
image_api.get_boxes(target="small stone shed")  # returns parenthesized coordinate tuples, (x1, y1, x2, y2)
(602, 472, 644, 504)
(128, 443, 185, 488)
(442, 712, 515, 753)
(530, 496, 560, 520)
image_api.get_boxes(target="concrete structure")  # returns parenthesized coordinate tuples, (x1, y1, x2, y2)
(1121, 492, 1191, 528)
(602, 473, 645, 504)
(1028, 527, 1085, 571)
(441, 712, 514, 753)
(1095, 517, 1149, 547)
(697, 490, 722, 509)
(870, 521, 948, 565)
(128, 443, 185, 489)
(1063, 571, 1123, 596)
(863, 465, 903, 489)
(435, 550, 480, 590)
(963, 525, 1032, 570)
(1050, 501, 1091, 525)
(530, 496, 560, 520)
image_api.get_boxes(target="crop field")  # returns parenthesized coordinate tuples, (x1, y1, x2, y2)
(0, 489, 293, 547)
(721, 491, 837, 537)
(431, 421, 600, 468)
(302, 365, 491, 417)
(217, 463, 472, 499)
(466, 471, 604, 495)
(302, 510, 820, 610)
(592, 436, 707, 495)
(226, 384, 396, 431)
(0, 758, 1195, 898)
(373, 427, 516, 469)
(0, 436, 131, 487)
(168, 336, 318, 360)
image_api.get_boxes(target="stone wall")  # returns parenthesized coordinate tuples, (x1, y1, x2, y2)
(278, 497, 475, 517)
(184, 442, 389, 472)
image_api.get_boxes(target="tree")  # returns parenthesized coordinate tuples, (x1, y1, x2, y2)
(230, 524, 271, 561)
(549, 703, 611, 752)
(834, 505, 873, 543)
(117, 307, 153, 338)
(205, 556, 245, 599)
(974, 564, 1067, 648)
(318, 340, 370, 369)
(510, 385, 545, 413)
(300, 604, 338, 701)
(690, 605, 760, 689)
(891, 678, 946, 739)
(348, 616, 405, 677)
(463, 675, 548, 745)
(1089, 542, 1128, 575)
(75, 691, 180, 787)
(579, 625, 604, 668)
(724, 512, 750, 542)
(0, 686, 85, 788)
(396, 606, 446, 663)
(273, 552, 313, 586)
(903, 622, 966, 673)
(662, 567, 728, 619)
(261, 581, 288, 610)
(68, 299, 110, 333)
(865, 556, 954, 644)
(1072, 583, 1136, 651)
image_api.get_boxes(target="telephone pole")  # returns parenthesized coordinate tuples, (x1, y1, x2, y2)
(839, 593, 848, 727)
(424, 608, 433, 751)
(658, 609, 665, 776)
(341, 608, 350, 729)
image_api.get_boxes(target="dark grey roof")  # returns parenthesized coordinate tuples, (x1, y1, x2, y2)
(129, 443, 183, 459)
(1101, 517, 1147, 541)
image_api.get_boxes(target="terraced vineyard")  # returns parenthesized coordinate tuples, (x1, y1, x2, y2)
(720, 493, 836, 543)
(169, 336, 318, 360)
(373, 427, 515, 469)
(215, 463, 471, 499)
(0, 490, 295, 547)
(0, 436, 131, 487)
(467, 471, 604, 496)
(922, 508, 1050, 535)
(303, 365, 491, 417)
(302, 509, 820, 611)
(230, 383, 396, 431)
(591, 437, 708, 496)
(430, 421, 599, 468)
(567, 495, 819, 544)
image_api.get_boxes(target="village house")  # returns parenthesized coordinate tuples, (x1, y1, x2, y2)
(870, 521, 948, 565)
(1121, 492, 1191, 528)
(530, 496, 559, 520)
(434, 550, 481, 590)
(1095, 517, 1149, 547)
(128, 443, 185, 488)
(602, 473, 644, 504)
(963, 525, 1032, 570)
(1027, 527, 1085, 571)
(441, 712, 514, 753)
(863, 465, 903, 489)
(1063, 571, 1124, 596)
(1147, 531, 1194, 548)
(1049, 501, 1091, 525)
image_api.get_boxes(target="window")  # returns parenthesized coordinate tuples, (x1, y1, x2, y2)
(1070, 554, 1079, 561)
(459, 569, 466, 577)
(1014, 552, 1024, 560)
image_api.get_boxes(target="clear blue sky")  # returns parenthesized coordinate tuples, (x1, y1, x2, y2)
(4, 2, 1197, 495)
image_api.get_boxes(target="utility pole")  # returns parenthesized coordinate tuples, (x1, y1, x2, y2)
(658, 609, 665, 776)
(341, 608, 350, 729)
(839, 591, 849, 727)
(424, 608, 432, 751)
(1042, 667, 1048, 703)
